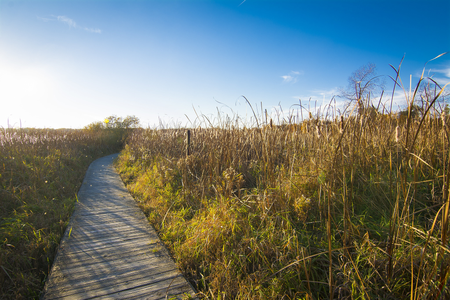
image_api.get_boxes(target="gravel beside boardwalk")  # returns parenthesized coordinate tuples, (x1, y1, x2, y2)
(42, 154, 196, 300)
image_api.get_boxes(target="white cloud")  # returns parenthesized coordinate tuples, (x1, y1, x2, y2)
(57, 16, 77, 28)
(281, 70, 304, 83)
(38, 15, 101, 34)
(37, 16, 53, 22)
(312, 88, 339, 98)
(84, 27, 102, 34)
(431, 67, 450, 78)
(290, 88, 345, 118)
(431, 77, 450, 86)
(282, 75, 294, 83)
(378, 90, 409, 112)
(428, 67, 450, 86)
(294, 88, 339, 103)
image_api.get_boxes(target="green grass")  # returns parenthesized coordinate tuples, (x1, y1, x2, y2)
(114, 70, 450, 298)
(0, 126, 127, 299)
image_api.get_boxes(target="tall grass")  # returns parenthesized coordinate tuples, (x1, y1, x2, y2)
(115, 66, 449, 298)
(0, 127, 125, 299)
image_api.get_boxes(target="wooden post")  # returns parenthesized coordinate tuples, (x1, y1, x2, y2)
(186, 130, 191, 156)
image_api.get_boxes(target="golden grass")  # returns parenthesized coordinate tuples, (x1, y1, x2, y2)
(115, 71, 450, 298)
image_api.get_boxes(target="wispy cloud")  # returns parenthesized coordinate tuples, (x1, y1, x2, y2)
(38, 15, 102, 34)
(293, 88, 339, 103)
(37, 16, 53, 22)
(57, 16, 77, 28)
(281, 70, 304, 83)
(290, 88, 344, 115)
(238, 0, 247, 7)
(379, 90, 409, 112)
(429, 67, 450, 86)
(313, 88, 339, 99)
(84, 27, 102, 34)
(436, 67, 450, 78)
(281, 75, 294, 83)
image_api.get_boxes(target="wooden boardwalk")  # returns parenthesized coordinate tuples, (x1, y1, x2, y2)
(42, 154, 196, 300)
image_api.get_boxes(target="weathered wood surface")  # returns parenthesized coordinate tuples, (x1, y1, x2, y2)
(42, 154, 196, 300)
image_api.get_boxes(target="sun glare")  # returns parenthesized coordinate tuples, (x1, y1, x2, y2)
(0, 61, 57, 127)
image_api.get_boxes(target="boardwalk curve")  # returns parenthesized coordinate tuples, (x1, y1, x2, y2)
(42, 154, 196, 299)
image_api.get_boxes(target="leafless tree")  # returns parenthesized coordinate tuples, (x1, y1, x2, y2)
(340, 63, 385, 115)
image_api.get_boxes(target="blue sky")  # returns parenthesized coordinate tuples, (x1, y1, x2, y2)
(1, 0, 449, 128)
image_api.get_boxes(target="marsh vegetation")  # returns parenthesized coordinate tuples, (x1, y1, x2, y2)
(0, 118, 136, 299)
(114, 62, 450, 299)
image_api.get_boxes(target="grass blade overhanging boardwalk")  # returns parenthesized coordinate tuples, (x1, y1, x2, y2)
(41, 154, 196, 300)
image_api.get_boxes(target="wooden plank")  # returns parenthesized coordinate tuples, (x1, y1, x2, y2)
(49, 248, 164, 270)
(45, 262, 179, 296)
(58, 237, 158, 254)
(45, 269, 184, 299)
(45, 259, 170, 286)
(66, 230, 150, 240)
(50, 253, 168, 277)
(45, 264, 175, 291)
(67, 231, 150, 243)
(50, 244, 161, 266)
(42, 154, 196, 299)
(94, 279, 194, 300)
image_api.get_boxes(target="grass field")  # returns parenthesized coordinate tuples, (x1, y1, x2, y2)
(114, 74, 450, 298)
(0, 126, 127, 299)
